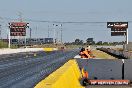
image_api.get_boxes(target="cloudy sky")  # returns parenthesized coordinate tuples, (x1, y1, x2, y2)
(0, 0, 132, 42)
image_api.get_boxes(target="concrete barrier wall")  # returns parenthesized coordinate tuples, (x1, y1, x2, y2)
(0, 48, 58, 55)
(96, 45, 123, 49)
(0, 48, 43, 55)
(34, 60, 84, 88)
(125, 59, 132, 80)
(43, 48, 58, 51)
(76, 59, 122, 80)
(77, 59, 132, 80)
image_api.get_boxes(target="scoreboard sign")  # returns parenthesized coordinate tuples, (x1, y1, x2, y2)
(107, 22, 128, 36)
(111, 28, 127, 31)
(111, 32, 126, 36)
(107, 22, 128, 29)
(9, 22, 29, 36)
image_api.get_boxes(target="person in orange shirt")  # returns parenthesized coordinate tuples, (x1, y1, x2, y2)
(79, 47, 92, 59)
(86, 48, 95, 58)
(81, 67, 90, 86)
(81, 67, 89, 78)
(79, 48, 86, 58)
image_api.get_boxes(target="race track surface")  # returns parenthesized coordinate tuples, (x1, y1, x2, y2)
(0, 50, 79, 88)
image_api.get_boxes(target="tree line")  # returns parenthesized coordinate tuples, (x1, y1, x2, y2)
(64, 38, 125, 45)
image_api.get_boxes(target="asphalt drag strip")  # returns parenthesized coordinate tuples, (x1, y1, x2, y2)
(0, 49, 79, 88)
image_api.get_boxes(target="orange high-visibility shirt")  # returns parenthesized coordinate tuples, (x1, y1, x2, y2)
(81, 68, 89, 78)
(80, 52, 86, 58)
(84, 71, 89, 78)
(83, 50, 91, 59)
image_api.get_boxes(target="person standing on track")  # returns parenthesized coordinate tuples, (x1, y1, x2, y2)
(79, 47, 93, 59)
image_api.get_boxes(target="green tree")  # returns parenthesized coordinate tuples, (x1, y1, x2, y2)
(96, 41, 103, 45)
(74, 39, 83, 45)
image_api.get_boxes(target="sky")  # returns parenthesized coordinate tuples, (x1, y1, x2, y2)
(0, 0, 132, 42)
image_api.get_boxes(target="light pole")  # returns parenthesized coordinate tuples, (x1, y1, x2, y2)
(53, 24, 63, 44)
(29, 28, 32, 45)
(48, 25, 49, 38)
(53, 24, 56, 44)
(30, 28, 32, 39)
(60, 24, 63, 43)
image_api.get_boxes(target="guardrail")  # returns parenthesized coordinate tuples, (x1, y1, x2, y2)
(34, 60, 84, 88)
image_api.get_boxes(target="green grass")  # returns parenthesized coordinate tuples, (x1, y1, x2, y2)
(0, 41, 18, 49)
(0, 40, 8, 48)
(92, 50, 117, 59)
